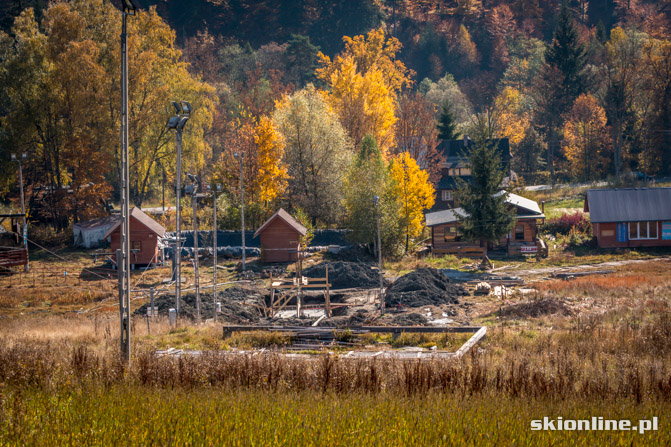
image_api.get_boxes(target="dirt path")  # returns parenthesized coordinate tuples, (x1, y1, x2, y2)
(502, 257, 671, 279)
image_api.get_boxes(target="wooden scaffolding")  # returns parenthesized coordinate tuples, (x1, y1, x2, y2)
(266, 246, 331, 318)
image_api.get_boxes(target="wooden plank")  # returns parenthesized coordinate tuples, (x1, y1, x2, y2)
(222, 325, 484, 336)
(454, 326, 487, 358)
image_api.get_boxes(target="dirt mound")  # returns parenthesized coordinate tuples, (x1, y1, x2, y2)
(385, 268, 469, 308)
(303, 261, 383, 290)
(391, 312, 428, 326)
(497, 298, 573, 319)
(134, 286, 264, 322)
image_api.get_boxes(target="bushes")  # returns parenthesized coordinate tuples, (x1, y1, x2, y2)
(543, 212, 591, 236)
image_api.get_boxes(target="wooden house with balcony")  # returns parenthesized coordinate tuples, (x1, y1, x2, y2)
(431, 136, 512, 211)
(425, 192, 547, 257)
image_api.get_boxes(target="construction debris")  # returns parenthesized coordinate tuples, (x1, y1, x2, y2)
(135, 286, 265, 322)
(303, 261, 384, 290)
(385, 268, 469, 308)
(496, 298, 573, 319)
(474, 282, 492, 295)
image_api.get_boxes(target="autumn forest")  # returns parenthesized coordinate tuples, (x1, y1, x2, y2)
(1, 0, 670, 252)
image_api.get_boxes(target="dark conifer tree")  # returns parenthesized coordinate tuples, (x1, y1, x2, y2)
(545, 3, 589, 102)
(437, 102, 459, 141)
(457, 126, 515, 267)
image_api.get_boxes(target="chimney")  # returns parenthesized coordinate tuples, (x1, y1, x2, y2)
(463, 134, 468, 147)
(541, 201, 545, 214)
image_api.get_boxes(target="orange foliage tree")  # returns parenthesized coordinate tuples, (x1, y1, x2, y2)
(563, 94, 612, 181)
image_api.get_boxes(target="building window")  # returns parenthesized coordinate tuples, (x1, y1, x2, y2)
(441, 190, 453, 202)
(448, 168, 456, 176)
(444, 226, 461, 242)
(515, 224, 524, 240)
(628, 221, 658, 240)
(132, 241, 142, 251)
(460, 168, 471, 176)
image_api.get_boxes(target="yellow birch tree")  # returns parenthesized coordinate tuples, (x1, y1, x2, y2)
(389, 152, 435, 253)
(254, 116, 288, 209)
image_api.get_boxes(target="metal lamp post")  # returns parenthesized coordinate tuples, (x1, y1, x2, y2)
(212, 182, 222, 321)
(10, 153, 28, 273)
(186, 173, 203, 323)
(234, 152, 245, 271)
(167, 101, 191, 317)
(373, 195, 384, 314)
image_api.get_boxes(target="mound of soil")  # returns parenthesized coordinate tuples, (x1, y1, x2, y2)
(497, 298, 573, 319)
(391, 312, 428, 326)
(303, 261, 383, 290)
(385, 268, 469, 308)
(134, 286, 264, 322)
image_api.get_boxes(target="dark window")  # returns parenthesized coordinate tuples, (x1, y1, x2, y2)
(515, 224, 524, 240)
(132, 241, 142, 251)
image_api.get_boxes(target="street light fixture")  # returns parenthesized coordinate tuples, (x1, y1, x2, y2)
(233, 152, 246, 271)
(167, 100, 191, 318)
(10, 153, 28, 273)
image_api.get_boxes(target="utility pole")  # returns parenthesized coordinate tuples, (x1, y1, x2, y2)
(212, 183, 220, 321)
(234, 152, 246, 270)
(374, 195, 384, 314)
(10, 153, 28, 273)
(192, 192, 201, 323)
(119, 1, 137, 363)
(167, 101, 191, 317)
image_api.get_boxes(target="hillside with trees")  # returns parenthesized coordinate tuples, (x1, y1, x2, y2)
(1, 0, 670, 252)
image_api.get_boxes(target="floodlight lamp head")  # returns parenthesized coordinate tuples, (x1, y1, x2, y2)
(166, 116, 180, 129)
(172, 101, 181, 115)
(10, 153, 16, 161)
(373, 195, 379, 205)
(180, 101, 192, 115)
(122, 0, 137, 13)
(177, 116, 189, 130)
(21, 153, 27, 160)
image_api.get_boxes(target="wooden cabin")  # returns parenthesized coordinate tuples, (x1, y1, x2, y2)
(103, 207, 165, 267)
(254, 208, 307, 263)
(431, 136, 512, 212)
(585, 188, 671, 249)
(425, 192, 547, 257)
(0, 213, 28, 269)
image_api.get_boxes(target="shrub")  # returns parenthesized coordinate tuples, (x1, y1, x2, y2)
(542, 212, 591, 236)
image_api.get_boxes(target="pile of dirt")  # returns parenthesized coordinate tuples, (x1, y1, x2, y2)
(303, 261, 383, 290)
(497, 298, 573, 319)
(391, 312, 428, 326)
(134, 286, 264, 322)
(385, 268, 469, 308)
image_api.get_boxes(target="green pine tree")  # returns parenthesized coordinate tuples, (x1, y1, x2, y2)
(437, 102, 460, 141)
(457, 127, 515, 267)
(545, 3, 589, 101)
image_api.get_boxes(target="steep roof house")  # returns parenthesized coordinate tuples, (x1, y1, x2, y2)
(431, 136, 512, 211)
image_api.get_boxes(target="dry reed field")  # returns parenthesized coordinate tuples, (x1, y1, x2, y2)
(1, 257, 671, 444)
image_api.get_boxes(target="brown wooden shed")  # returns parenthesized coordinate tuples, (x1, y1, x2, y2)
(104, 207, 165, 267)
(254, 208, 307, 263)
